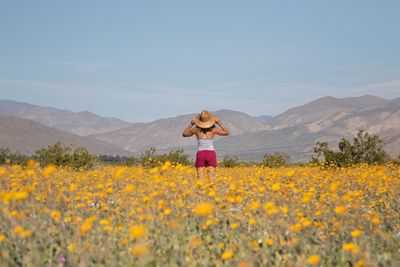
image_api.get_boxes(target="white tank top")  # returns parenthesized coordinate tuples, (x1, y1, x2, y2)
(198, 139, 214, 151)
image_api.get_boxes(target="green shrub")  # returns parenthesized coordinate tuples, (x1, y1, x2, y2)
(392, 155, 400, 165)
(98, 155, 138, 166)
(139, 147, 159, 168)
(35, 142, 71, 167)
(220, 156, 241, 167)
(139, 147, 191, 168)
(35, 142, 96, 170)
(71, 148, 95, 170)
(313, 130, 390, 167)
(0, 148, 30, 165)
(263, 152, 291, 167)
(163, 149, 192, 166)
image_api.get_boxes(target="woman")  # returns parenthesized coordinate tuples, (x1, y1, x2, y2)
(182, 110, 230, 180)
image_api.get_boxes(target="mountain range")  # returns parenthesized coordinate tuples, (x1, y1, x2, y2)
(0, 95, 399, 161)
(0, 115, 129, 155)
(0, 100, 130, 136)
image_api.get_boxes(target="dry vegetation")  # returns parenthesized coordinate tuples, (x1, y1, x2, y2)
(0, 162, 399, 266)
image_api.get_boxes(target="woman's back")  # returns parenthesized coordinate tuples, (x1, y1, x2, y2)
(182, 110, 230, 180)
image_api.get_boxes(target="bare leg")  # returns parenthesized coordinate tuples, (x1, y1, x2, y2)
(208, 167, 216, 180)
(197, 167, 205, 181)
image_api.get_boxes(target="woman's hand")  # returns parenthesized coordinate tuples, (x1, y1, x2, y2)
(191, 118, 196, 126)
(214, 116, 221, 125)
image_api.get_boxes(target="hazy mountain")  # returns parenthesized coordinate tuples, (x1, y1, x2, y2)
(0, 115, 130, 155)
(91, 110, 267, 152)
(213, 126, 319, 161)
(215, 96, 400, 161)
(2, 95, 399, 161)
(267, 95, 389, 131)
(382, 133, 400, 158)
(0, 100, 131, 136)
(255, 115, 274, 124)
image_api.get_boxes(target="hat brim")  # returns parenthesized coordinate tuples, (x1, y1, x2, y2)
(194, 114, 216, 129)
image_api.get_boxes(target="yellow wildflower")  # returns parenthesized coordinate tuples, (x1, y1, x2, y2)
(130, 244, 150, 257)
(271, 183, 281, 191)
(80, 216, 96, 235)
(221, 250, 234, 260)
(42, 165, 56, 176)
(265, 238, 274, 246)
(164, 208, 172, 215)
(230, 223, 239, 229)
(0, 234, 6, 242)
(308, 255, 320, 265)
(334, 205, 346, 215)
(130, 225, 147, 240)
(50, 210, 61, 222)
(193, 202, 214, 217)
(351, 229, 363, 238)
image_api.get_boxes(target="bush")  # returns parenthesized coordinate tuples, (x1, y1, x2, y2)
(263, 152, 291, 167)
(139, 147, 159, 168)
(0, 148, 30, 165)
(35, 142, 96, 170)
(35, 142, 71, 167)
(392, 155, 400, 165)
(163, 149, 192, 166)
(98, 155, 138, 166)
(313, 130, 390, 166)
(70, 148, 95, 170)
(139, 147, 191, 168)
(220, 156, 241, 168)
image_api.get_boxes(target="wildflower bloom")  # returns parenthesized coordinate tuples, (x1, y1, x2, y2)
(130, 244, 150, 257)
(164, 208, 172, 215)
(308, 255, 320, 265)
(230, 223, 239, 229)
(334, 205, 346, 215)
(289, 223, 302, 232)
(193, 202, 214, 217)
(80, 216, 96, 235)
(351, 229, 363, 238)
(13, 225, 32, 238)
(265, 238, 274, 246)
(130, 225, 147, 240)
(249, 201, 260, 210)
(13, 191, 29, 201)
(221, 250, 234, 260)
(42, 165, 56, 176)
(0, 162, 398, 265)
(50, 210, 61, 222)
(371, 217, 381, 224)
(342, 242, 361, 254)
(271, 183, 281, 191)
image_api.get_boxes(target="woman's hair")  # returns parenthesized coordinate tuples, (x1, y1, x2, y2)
(198, 125, 215, 133)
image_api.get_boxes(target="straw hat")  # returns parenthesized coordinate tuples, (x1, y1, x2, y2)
(194, 110, 216, 129)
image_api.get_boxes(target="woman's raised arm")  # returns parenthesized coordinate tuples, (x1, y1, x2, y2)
(213, 118, 230, 136)
(182, 118, 197, 137)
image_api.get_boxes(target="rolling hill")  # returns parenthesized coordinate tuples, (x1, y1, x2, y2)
(90, 110, 267, 152)
(0, 115, 130, 155)
(215, 96, 400, 161)
(0, 100, 131, 136)
(1, 95, 399, 161)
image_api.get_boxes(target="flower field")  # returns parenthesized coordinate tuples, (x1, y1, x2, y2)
(0, 162, 399, 266)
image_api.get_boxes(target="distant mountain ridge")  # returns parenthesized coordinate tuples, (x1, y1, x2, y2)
(0, 100, 131, 136)
(267, 95, 389, 130)
(90, 110, 267, 152)
(214, 95, 400, 160)
(0, 115, 130, 155)
(0, 95, 399, 161)
(255, 115, 273, 124)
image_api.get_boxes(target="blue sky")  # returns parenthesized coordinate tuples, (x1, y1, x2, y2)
(1, 1, 399, 122)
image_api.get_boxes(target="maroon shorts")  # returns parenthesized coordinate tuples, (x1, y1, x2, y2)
(195, 150, 217, 168)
